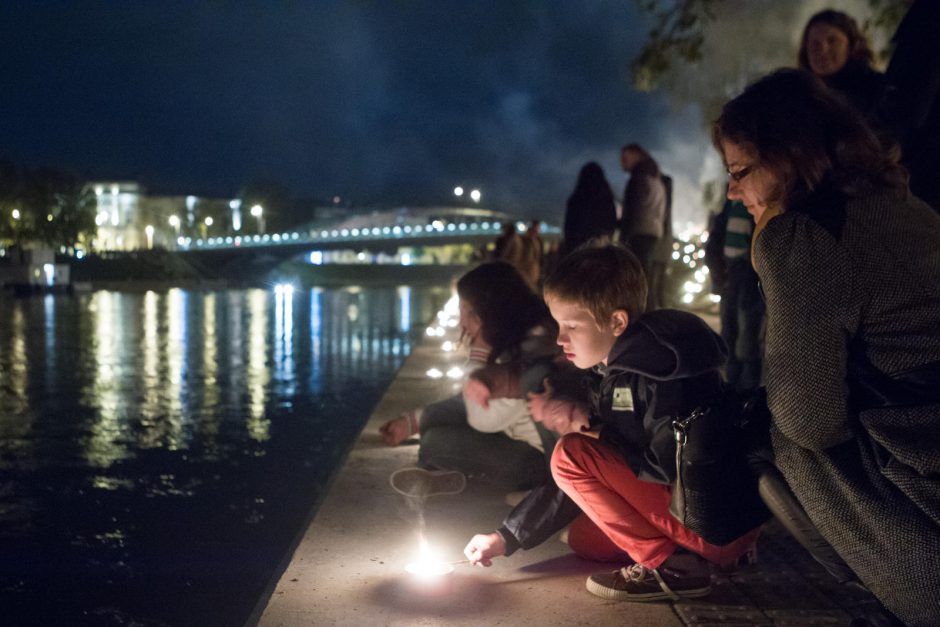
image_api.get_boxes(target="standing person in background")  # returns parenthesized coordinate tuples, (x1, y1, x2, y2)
(619, 143, 666, 290)
(647, 173, 673, 310)
(492, 221, 522, 262)
(798, 9, 885, 119)
(704, 198, 764, 391)
(518, 220, 544, 291)
(561, 162, 617, 257)
(879, 0, 940, 212)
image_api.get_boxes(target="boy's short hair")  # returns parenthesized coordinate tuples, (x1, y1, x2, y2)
(543, 244, 647, 323)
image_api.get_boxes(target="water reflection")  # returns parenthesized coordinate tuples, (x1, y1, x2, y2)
(0, 284, 449, 625)
(0, 285, 449, 472)
(247, 288, 270, 441)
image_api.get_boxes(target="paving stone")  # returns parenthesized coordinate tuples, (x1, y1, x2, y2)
(674, 603, 770, 626)
(763, 608, 850, 625)
(731, 573, 841, 611)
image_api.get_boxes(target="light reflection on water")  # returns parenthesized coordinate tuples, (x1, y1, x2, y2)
(0, 284, 448, 625)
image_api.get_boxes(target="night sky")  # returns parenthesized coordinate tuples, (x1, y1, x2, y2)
(0, 1, 715, 227)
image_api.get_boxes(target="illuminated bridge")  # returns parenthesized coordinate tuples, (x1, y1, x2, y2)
(170, 206, 560, 278)
(176, 206, 558, 253)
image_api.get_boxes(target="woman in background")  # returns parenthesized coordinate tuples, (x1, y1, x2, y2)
(798, 9, 884, 118)
(561, 162, 617, 257)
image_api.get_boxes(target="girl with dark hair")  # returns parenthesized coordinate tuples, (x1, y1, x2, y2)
(380, 261, 564, 491)
(561, 162, 617, 256)
(798, 9, 885, 117)
(714, 68, 940, 626)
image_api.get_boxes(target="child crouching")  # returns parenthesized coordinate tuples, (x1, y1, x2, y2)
(464, 244, 761, 601)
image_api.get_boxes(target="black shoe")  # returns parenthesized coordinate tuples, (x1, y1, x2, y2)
(586, 552, 711, 602)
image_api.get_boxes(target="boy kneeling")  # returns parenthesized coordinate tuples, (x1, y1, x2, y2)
(463, 244, 760, 601)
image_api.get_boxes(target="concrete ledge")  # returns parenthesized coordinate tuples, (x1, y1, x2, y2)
(256, 319, 883, 627)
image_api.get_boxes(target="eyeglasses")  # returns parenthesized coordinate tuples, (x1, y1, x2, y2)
(727, 164, 757, 182)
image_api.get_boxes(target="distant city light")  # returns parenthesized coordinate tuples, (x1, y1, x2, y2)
(401, 253, 412, 266)
(470, 189, 481, 202)
(454, 186, 464, 197)
(250, 204, 263, 217)
(43, 263, 55, 287)
(11, 209, 20, 220)
(310, 251, 323, 265)
(204, 216, 214, 226)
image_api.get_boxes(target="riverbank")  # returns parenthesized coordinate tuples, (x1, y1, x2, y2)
(67, 251, 467, 291)
(253, 311, 885, 626)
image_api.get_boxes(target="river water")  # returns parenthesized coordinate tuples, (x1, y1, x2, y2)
(0, 284, 449, 626)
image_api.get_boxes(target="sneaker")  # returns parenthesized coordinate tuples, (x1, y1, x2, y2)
(389, 467, 466, 498)
(586, 553, 711, 602)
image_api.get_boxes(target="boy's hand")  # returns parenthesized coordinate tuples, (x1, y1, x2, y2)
(463, 532, 506, 567)
(463, 378, 492, 409)
(525, 379, 554, 420)
(527, 379, 590, 434)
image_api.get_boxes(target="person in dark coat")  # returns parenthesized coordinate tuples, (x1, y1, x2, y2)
(715, 68, 940, 626)
(798, 9, 885, 119)
(619, 144, 667, 282)
(561, 162, 617, 256)
(879, 0, 940, 212)
(463, 245, 760, 603)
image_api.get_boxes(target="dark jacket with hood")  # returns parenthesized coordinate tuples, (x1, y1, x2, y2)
(497, 309, 727, 555)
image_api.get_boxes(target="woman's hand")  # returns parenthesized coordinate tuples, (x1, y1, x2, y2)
(378, 411, 418, 446)
(464, 366, 520, 407)
(463, 532, 506, 567)
(463, 378, 492, 409)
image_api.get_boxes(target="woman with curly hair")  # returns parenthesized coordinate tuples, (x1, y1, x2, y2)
(714, 68, 940, 626)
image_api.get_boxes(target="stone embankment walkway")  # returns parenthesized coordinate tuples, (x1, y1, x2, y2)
(253, 305, 883, 627)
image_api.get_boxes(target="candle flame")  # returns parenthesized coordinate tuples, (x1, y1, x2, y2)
(405, 535, 453, 578)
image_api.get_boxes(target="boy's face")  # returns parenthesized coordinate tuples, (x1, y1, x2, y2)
(546, 296, 626, 369)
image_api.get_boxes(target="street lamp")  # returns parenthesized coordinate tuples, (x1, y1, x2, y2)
(169, 215, 181, 246)
(201, 216, 214, 240)
(145, 225, 154, 249)
(11, 209, 20, 220)
(250, 204, 265, 234)
(470, 189, 481, 203)
(454, 186, 464, 198)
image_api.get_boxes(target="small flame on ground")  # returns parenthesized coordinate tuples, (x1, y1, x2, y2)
(405, 534, 453, 578)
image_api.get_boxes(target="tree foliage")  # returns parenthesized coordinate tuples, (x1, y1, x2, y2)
(631, 0, 722, 91)
(0, 160, 97, 252)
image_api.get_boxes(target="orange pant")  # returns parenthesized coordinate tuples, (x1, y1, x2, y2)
(552, 433, 760, 569)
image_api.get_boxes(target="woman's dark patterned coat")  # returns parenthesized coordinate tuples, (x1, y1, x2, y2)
(755, 185, 940, 626)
